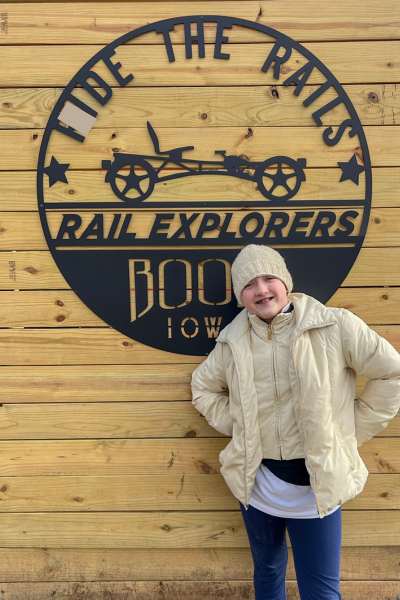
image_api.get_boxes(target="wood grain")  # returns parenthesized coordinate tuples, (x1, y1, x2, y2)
(1, 126, 397, 170)
(2, 580, 399, 600)
(1, 1, 399, 43)
(0, 580, 399, 600)
(341, 247, 400, 286)
(0, 328, 201, 364)
(0, 473, 397, 511)
(1, 287, 399, 327)
(0, 365, 378, 404)
(0, 42, 399, 87)
(0, 546, 397, 581)
(0, 401, 220, 439)
(3, 167, 400, 211)
(1, 247, 399, 290)
(0, 510, 398, 547)
(0, 84, 398, 129)
(0, 402, 397, 440)
(0, 325, 397, 365)
(0, 364, 194, 402)
(0, 438, 397, 476)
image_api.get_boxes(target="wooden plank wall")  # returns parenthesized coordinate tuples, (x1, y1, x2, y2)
(0, 1, 399, 598)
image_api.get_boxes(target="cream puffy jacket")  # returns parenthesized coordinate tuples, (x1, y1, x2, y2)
(191, 293, 400, 517)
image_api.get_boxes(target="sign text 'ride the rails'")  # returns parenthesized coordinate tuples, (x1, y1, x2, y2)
(38, 16, 371, 355)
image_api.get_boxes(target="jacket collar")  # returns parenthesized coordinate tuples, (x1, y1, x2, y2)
(217, 293, 335, 345)
(290, 293, 336, 334)
(249, 306, 294, 339)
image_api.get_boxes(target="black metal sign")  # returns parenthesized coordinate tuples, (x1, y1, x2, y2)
(37, 16, 371, 355)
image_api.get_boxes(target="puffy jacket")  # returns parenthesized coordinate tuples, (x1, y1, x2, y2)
(191, 293, 400, 517)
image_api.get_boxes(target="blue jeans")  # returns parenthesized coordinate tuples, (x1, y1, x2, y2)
(240, 503, 342, 600)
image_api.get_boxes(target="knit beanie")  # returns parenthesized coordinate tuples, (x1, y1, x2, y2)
(231, 244, 293, 304)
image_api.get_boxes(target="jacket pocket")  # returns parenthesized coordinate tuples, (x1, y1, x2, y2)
(310, 470, 318, 490)
(336, 428, 356, 472)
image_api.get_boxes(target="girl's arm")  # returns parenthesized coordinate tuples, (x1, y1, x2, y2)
(191, 343, 233, 437)
(340, 309, 400, 446)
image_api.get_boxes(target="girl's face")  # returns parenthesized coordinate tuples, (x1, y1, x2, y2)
(240, 275, 289, 322)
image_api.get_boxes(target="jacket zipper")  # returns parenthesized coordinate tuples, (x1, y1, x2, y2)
(291, 334, 323, 517)
(241, 400, 249, 509)
(268, 323, 283, 459)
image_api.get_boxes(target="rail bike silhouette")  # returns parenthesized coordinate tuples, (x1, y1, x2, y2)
(102, 122, 307, 204)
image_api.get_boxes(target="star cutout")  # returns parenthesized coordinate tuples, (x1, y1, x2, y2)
(113, 164, 152, 198)
(43, 156, 70, 187)
(271, 164, 292, 189)
(338, 154, 365, 185)
(264, 163, 294, 194)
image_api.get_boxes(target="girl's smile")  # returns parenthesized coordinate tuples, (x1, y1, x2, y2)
(241, 275, 289, 322)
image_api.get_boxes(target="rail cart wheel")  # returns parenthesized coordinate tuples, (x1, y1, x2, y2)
(109, 157, 156, 203)
(255, 156, 306, 201)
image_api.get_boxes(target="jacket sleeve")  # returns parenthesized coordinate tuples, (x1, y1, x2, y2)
(340, 309, 400, 446)
(191, 342, 233, 437)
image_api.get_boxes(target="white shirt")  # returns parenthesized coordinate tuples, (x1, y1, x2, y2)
(250, 464, 338, 518)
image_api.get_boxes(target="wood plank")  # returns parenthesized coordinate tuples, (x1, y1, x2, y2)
(0, 473, 397, 511)
(1, 247, 399, 290)
(2, 167, 400, 211)
(0, 367, 395, 434)
(0, 250, 69, 289)
(1, 126, 398, 170)
(0, 328, 201, 365)
(0, 581, 399, 600)
(0, 438, 225, 477)
(0, 169, 375, 212)
(0, 127, 394, 171)
(0, 438, 397, 476)
(364, 208, 400, 246)
(0, 581, 257, 600)
(0, 364, 194, 402)
(1, 1, 399, 44)
(0, 402, 397, 441)
(0, 167, 368, 208)
(374, 325, 400, 350)
(328, 288, 400, 325)
(0, 290, 103, 327)
(342, 248, 400, 287)
(377, 417, 400, 437)
(0, 547, 257, 581)
(0, 546, 397, 581)
(0, 325, 397, 365)
(1, 286, 400, 327)
(0, 511, 251, 549)
(1, 84, 398, 129)
(362, 439, 400, 474)
(0, 581, 252, 600)
(0, 207, 398, 250)
(0, 510, 397, 547)
(0, 42, 399, 87)
(2, 474, 236, 512)
(0, 402, 220, 439)
(346, 475, 400, 510)
(0, 365, 379, 404)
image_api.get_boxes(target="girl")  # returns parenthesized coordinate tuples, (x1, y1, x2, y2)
(191, 244, 400, 600)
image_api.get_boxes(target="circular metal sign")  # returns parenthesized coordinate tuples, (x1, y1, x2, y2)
(37, 15, 371, 356)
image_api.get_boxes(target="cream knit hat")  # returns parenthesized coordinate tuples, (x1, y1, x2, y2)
(231, 244, 293, 304)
